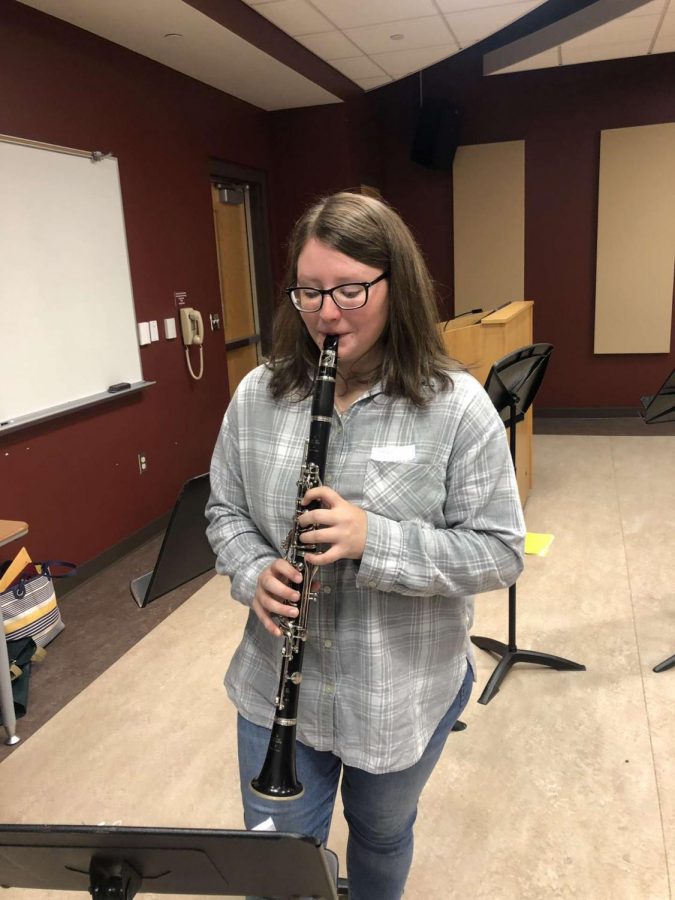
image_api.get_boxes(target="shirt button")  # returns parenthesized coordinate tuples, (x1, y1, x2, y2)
(324, 684, 334, 694)
(323, 585, 332, 594)
(368, 581, 377, 589)
(324, 640, 332, 648)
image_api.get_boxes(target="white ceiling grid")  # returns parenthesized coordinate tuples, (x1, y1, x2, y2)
(17, 0, 675, 109)
(244, 0, 546, 89)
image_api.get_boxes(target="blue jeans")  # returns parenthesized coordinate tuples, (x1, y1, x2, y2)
(237, 662, 473, 900)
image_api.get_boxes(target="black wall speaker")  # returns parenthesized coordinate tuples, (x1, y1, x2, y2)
(411, 100, 461, 171)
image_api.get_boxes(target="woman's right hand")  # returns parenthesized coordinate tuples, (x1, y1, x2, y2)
(252, 558, 303, 637)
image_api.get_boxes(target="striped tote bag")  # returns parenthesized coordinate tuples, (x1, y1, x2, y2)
(1, 561, 76, 648)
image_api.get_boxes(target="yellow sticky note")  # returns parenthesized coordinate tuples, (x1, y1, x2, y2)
(525, 533, 555, 556)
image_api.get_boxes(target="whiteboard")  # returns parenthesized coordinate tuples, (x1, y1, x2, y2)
(0, 137, 145, 429)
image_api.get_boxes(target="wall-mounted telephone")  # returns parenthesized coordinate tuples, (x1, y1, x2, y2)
(180, 307, 204, 347)
(179, 307, 204, 380)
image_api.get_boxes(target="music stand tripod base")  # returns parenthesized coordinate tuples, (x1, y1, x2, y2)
(474, 343, 586, 704)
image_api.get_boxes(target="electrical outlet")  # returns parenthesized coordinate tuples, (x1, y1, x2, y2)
(138, 452, 148, 474)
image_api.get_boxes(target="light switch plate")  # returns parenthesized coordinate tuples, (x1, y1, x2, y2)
(164, 318, 177, 340)
(137, 322, 151, 346)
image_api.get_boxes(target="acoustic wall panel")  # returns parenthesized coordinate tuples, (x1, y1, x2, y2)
(594, 123, 675, 354)
(452, 141, 525, 315)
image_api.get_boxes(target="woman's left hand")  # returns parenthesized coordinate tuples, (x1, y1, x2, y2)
(297, 486, 367, 564)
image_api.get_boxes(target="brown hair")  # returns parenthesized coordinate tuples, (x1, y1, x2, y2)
(267, 191, 461, 406)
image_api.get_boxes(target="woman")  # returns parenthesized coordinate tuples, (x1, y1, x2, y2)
(206, 191, 525, 899)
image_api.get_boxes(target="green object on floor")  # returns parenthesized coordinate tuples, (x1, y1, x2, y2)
(4, 636, 38, 719)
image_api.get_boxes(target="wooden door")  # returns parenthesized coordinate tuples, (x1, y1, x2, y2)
(211, 184, 260, 396)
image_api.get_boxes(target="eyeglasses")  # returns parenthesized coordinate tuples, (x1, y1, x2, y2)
(287, 271, 389, 312)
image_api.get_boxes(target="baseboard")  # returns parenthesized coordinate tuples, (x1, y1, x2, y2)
(58, 512, 170, 598)
(535, 407, 639, 419)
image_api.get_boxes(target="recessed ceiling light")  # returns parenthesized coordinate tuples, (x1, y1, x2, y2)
(390, 34, 405, 41)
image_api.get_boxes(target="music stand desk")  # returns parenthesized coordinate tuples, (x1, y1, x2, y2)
(0, 823, 340, 899)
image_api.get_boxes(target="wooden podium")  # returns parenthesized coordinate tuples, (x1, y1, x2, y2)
(439, 301, 534, 506)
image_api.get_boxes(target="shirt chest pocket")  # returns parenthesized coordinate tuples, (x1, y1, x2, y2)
(363, 459, 445, 524)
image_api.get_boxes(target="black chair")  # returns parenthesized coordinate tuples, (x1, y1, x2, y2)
(640, 369, 675, 672)
(471, 343, 586, 704)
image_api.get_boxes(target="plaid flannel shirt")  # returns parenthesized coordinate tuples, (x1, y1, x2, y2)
(206, 365, 524, 773)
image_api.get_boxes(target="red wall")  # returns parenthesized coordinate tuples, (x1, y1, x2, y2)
(0, 2, 271, 564)
(267, 95, 382, 282)
(367, 50, 675, 408)
(2, 0, 674, 569)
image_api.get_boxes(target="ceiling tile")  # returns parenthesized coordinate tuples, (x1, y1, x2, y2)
(295, 30, 361, 59)
(562, 38, 652, 63)
(251, 0, 334, 35)
(328, 55, 387, 78)
(344, 15, 454, 54)
(354, 74, 395, 90)
(444, 1, 540, 47)
(652, 33, 675, 51)
(370, 44, 458, 76)
(565, 14, 660, 47)
(657, 8, 675, 36)
(311, 0, 438, 29)
(437, 0, 537, 10)
(624, 0, 665, 15)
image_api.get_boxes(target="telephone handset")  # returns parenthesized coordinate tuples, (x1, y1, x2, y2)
(179, 307, 204, 380)
(179, 307, 204, 347)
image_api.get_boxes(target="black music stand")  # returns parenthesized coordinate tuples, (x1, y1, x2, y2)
(130, 473, 216, 608)
(640, 369, 675, 672)
(0, 823, 344, 898)
(471, 343, 586, 704)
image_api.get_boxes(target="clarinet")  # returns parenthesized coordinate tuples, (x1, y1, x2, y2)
(250, 334, 339, 800)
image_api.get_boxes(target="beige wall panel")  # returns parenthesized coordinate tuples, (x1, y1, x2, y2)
(453, 141, 525, 315)
(594, 123, 675, 354)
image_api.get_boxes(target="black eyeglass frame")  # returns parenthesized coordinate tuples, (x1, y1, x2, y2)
(286, 271, 390, 312)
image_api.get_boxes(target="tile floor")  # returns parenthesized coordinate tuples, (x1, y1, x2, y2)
(0, 433, 673, 899)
